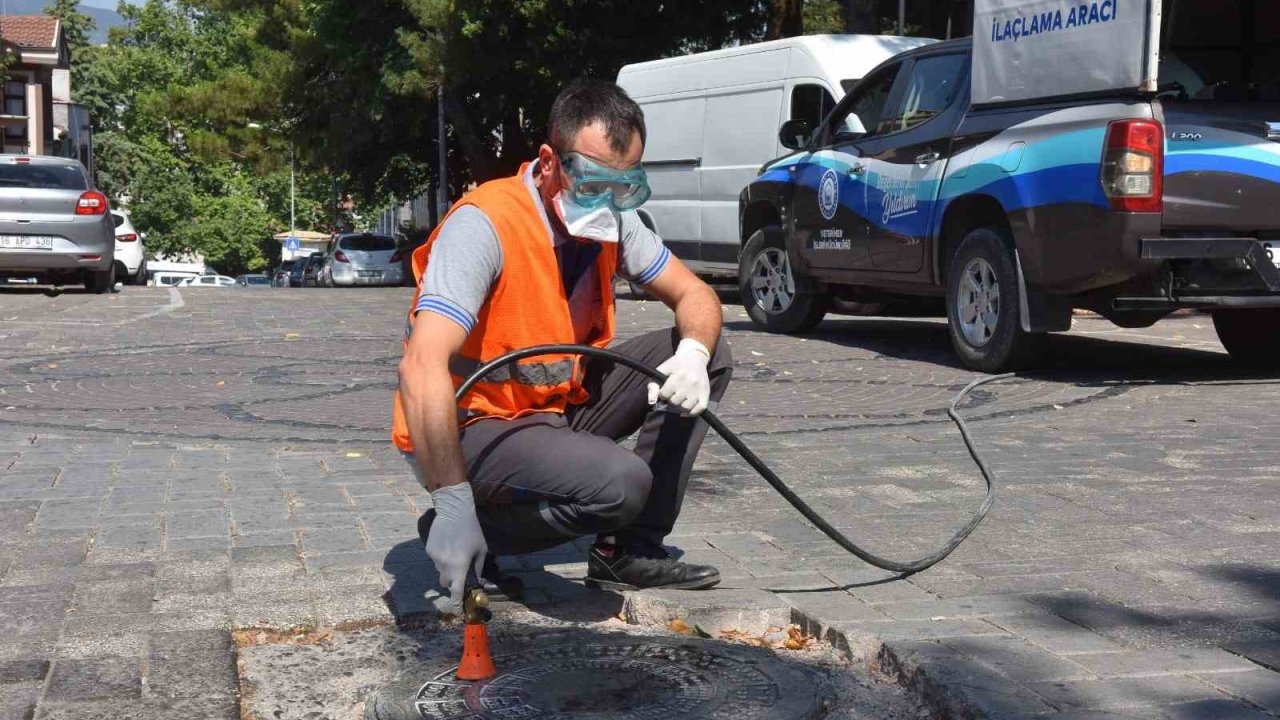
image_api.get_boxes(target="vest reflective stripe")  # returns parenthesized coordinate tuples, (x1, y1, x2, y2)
(390, 163, 619, 454)
(448, 356, 575, 387)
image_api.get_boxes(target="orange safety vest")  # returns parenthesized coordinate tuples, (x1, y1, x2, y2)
(391, 163, 618, 453)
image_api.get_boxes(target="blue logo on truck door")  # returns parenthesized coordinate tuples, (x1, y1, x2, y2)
(818, 169, 839, 220)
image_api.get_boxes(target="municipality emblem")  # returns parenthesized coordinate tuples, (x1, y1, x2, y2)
(818, 168, 839, 221)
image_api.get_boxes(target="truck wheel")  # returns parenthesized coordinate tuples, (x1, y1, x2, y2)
(85, 265, 116, 295)
(739, 228, 826, 333)
(1212, 309, 1280, 364)
(946, 228, 1042, 372)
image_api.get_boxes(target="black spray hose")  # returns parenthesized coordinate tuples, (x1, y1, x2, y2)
(456, 344, 1013, 575)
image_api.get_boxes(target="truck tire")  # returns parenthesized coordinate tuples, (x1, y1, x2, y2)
(1212, 309, 1280, 364)
(946, 228, 1042, 372)
(739, 228, 826, 334)
(85, 265, 115, 295)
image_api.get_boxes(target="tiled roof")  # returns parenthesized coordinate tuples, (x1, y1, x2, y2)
(0, 16, 60, 50)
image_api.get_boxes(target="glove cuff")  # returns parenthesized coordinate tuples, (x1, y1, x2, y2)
(430, 482, 475, 506)
(675, 338, 712, 363)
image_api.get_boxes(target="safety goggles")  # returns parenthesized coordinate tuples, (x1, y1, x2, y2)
(559, 152, 651, 211)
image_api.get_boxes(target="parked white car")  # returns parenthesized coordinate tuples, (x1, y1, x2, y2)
(152, 271, 199, 287)
(110, 210, 147, 285)
(616, 34, 935, 278)
(179, 274, 235, 288)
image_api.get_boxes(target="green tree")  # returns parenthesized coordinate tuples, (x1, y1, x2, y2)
(804, 0, 845, 33)
(72, 0, 326, 275)
(44, 0, 95, 59)
(269, 0, 771, 210)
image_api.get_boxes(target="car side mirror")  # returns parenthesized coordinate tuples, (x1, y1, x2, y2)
(778, 119, 813, 150)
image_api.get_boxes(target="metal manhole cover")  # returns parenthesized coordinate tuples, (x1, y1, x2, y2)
(366, 635, 830, 720)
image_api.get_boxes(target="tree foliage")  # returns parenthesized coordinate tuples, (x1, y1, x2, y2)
(72, 0, 327, 275)
(272, 0, 770, 208)
(44, 0, 95, 60)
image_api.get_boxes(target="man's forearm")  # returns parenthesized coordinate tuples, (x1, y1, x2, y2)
(674, 283, 723, 351)
(400, 366, 468, 492)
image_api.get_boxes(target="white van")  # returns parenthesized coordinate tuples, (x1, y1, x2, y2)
(618, 34, 936, 278)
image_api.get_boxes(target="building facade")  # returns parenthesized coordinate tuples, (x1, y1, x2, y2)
(0, 15, 92, 169)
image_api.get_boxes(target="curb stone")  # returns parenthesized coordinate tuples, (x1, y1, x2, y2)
(789, 606, 1060, 719)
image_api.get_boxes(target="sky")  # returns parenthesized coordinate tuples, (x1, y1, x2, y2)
(79, 0, 140, 8)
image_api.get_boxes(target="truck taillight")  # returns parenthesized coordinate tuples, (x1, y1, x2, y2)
(75, 191, 109, 216)
(1101, 119, 1163, 213)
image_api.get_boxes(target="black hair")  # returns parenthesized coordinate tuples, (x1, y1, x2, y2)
(548, 79, 646, 155)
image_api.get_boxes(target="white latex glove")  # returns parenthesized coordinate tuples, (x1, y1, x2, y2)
(647, 338, 712, 416)
(425, 483, 488, 605)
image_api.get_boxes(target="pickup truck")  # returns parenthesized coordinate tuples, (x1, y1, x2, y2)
(737, 0, 1280, 371)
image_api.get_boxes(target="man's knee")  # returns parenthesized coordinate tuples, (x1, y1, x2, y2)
(592, 455, 653, 528)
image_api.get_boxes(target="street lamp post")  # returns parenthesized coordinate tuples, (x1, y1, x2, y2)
(437, 74, 448, 220)
(249, 121, 296, 242)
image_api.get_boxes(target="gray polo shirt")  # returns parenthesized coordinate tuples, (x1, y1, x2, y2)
(415, 163, 671, 340)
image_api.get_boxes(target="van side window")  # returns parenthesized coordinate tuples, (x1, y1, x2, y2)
(790, 84, 837, 131)
(823, 63, 902, 145)
(888, 53, 967, 133)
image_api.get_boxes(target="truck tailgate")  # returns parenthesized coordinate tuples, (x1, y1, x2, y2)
(1162, 101, 1280, 234)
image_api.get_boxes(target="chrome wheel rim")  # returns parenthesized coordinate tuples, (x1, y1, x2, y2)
(957, 257, 1000, 347)
(750, 248, 796, 315)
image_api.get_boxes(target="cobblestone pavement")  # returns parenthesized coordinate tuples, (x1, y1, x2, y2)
(1, 285, 1280, 718)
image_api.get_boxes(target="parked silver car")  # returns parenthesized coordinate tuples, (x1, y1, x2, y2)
(326, 232, 404, 287)
(0, 155, 115, 292)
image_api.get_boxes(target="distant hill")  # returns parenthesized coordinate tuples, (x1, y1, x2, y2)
(0, 0, 124, 45)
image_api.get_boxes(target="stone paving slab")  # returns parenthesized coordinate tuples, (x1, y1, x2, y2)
(2, 287, 1280, 717)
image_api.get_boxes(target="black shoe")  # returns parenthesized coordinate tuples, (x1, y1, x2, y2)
(586, 543, 720, 591)
(416, 509, 524, 600)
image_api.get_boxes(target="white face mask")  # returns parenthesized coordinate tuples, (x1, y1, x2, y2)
(552, 190, 620, 243)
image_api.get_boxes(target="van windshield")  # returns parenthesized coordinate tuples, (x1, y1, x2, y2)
(840, 79, 860, 94)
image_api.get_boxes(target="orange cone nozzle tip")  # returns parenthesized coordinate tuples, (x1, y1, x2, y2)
(457, 588, 496, 681)
(457, 622, 496, 680)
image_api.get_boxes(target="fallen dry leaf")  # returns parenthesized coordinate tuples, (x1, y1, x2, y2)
(667, 619, 711, 638)
(717, 624, 815, 651)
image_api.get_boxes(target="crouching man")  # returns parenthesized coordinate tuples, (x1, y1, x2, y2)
(393, 79, 732, 605)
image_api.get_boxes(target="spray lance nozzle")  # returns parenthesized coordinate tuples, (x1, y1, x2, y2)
(456, 587, 496, 681)
(462, 586, 492, 624)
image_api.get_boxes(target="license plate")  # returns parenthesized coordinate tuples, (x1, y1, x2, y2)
(0, 235, 54, 251)
(1265, 242, 1280, 268)
(359, 270, 381, 278)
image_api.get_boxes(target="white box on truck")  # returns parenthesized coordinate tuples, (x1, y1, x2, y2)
(972, 0, 1161, 105)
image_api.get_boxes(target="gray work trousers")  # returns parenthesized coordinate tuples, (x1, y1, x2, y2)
(414, 328, 733, 556)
